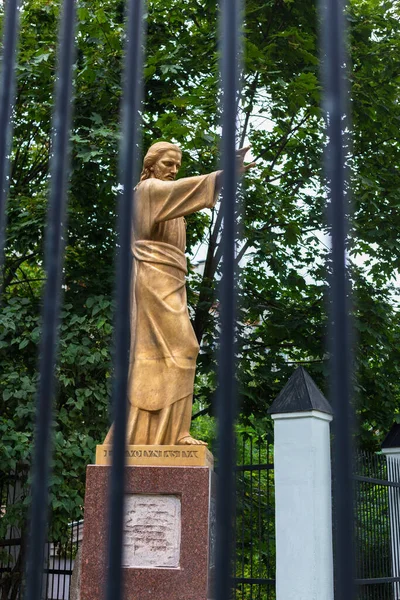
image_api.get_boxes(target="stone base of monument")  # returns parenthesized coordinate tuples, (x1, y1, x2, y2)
(80, 456, 215, 600)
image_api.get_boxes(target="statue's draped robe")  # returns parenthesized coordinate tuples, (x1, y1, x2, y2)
(120, 172, 219, 445)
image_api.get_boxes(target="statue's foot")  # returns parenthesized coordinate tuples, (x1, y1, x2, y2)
(177, 435, 208, 446)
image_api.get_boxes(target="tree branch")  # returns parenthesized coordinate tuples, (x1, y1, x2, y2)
(192, 203, 222, 343)
(255, 111, 311, 165)
(16, 267, 36, 298)
(192, 406, 211, 420)
(7, 277, 45, 286)
(239, 73, 260, 148)
(2, 252, 39, 293)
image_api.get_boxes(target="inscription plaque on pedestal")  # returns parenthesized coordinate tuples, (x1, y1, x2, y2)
(96, 444, 214, 469)
(123, 495, 181, 568)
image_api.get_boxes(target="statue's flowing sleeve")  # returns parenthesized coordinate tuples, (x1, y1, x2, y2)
(148, 172, 220, 223)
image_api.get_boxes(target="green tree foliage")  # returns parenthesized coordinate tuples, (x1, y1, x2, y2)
(0, 0, 400, 540)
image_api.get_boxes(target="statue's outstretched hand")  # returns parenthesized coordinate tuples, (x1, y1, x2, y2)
(236, 146, 256, 174)
(215, 146, 256, 194)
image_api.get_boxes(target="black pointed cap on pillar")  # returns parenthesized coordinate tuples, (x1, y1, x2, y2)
(382, 424, 400, 449)
(268, 366, 332, 416)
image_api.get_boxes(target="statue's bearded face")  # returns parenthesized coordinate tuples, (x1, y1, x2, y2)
(150, 149, 182, 181)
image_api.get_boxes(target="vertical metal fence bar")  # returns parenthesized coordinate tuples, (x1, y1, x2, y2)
(376, 457, 382, 579)
(367, 473, 373, 582)
(391, 459, 400, 599)
(257, 441, 261, 600)
(105, 0, 144, 599)
(250, 437, 253, 600)
(360, 479, 366, 581)
(354, 472, 363, 578)
(24, 1, 76, 599)
(366, 456, 372, 582)
(51, 542, 55, 600)
(241, 439, 246, 599)
(0, 477, 3, 572)
(45, 540, 50, 600)
(0, 0, 20, 270)
(368, 457, 373, 582)
(233, 461, 238, 599)
(380, 468, 386, 578)
(64, 523, 71, 600)
(8, 472, 17, 575)
(375, 472, 387, 577)
(266, 440, 271, 600)
(389, 460, 395, 592)
(373, 457, 378, 580)
(320, 0, 354, 596)
(370, 456, 376, 580)
(388, 459, 394, 592)
(364, 477, 368, 584)
(216, 0, 242, 597)
(69, 521, 75, 599)
(393, 460, 399, 597)
(395, 459, 400, 599)
(360, 458, 365, 581)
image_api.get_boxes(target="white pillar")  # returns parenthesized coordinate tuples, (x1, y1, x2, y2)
(272, 410, 334, 600)
(381, 445, 400, 600)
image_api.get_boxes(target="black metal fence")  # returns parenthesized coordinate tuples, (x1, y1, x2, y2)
(0, 467, 82, 600)
(354, 452, 400, 600)
(233, 437, 275, 600)
(0, 436, 275, 600)
(0, 468, 26, 600)
(4, 444, 400, 600)
(0, 0, 355, 598)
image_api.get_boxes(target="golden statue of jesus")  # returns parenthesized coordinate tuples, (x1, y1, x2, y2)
(104, 141, 253, 446)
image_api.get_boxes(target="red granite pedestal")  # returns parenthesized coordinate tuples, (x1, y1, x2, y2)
(80, 465, 215, 600)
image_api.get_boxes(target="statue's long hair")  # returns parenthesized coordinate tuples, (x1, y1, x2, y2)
(139, 141, 182, 182)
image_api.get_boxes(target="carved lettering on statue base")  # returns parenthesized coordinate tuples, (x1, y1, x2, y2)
(95, 444, 214, 469)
